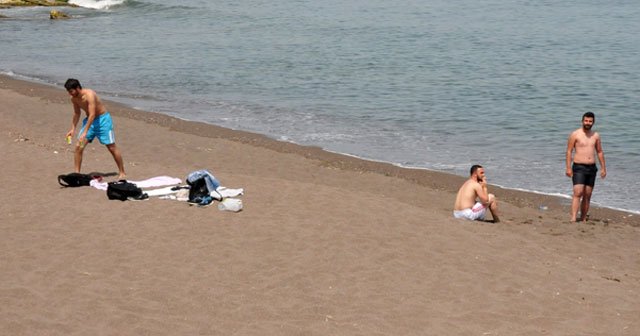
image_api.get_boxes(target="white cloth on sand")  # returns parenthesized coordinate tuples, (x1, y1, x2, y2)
(90, 176, 182, 191)
(150, 186, 243, 200)
(216, 187, 244, 198)
(144, 186, 183, 197)
(158, 189, 190, 202)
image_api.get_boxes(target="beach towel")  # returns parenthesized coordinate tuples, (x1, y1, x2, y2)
(216, 187, 244, 198)
(90, 176, 181, 191)
(144, 185, 187, 197)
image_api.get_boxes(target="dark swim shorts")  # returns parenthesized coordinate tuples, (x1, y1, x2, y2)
(572, 163, 598, 187)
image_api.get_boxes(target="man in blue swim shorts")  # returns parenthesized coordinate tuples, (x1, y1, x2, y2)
(566, 112, 607, 222)
(64, 78, 126, 179)
(453, 165, 500, 223)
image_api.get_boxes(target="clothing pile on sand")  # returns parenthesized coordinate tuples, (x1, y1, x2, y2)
(67, 169, 244, 212)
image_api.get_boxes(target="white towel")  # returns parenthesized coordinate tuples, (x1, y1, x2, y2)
(90, 176, 182, 191)
(144, 186, 184, 197)
(216, 186, 244, 198)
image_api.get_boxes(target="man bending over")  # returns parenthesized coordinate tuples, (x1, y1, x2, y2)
(64, 78, 126, 179)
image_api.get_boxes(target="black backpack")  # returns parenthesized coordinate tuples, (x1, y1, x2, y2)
(106, 180, 147, 201)
(58, 173, 93, 187)
(187, 176, 210, 203)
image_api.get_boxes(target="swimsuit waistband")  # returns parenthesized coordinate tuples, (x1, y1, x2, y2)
(573, 163, 596, 168)
(83, 111, 110, 121)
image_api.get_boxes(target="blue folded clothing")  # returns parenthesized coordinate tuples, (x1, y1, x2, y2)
(197, 195, 214, 207)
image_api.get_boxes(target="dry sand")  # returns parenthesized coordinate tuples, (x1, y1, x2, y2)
(1, 74, 639, 335)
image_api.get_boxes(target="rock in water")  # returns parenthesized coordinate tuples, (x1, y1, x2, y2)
(50, 10, 69, 19)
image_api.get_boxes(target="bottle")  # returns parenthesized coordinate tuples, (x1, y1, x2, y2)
(218, 198, 243, 212)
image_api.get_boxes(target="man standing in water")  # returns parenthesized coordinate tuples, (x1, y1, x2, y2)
(64, 78, 126, 179)
(453, 164, 500, 223)
(566, 112, 606, 222)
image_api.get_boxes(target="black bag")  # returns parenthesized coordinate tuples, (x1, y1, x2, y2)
(106, 180, 147, 201)
(58, 173, 93, 187)
(187, 176, 209, 203)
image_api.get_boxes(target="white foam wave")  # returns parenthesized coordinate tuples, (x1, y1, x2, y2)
(69, 0, 126, 10)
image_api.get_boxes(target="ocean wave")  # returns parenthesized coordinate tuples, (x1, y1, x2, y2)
(68, 0, 197, 12)
(68, 0, 128, 10)
(0, 70, 59, 87)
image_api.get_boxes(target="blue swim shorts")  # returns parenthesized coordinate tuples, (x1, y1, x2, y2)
(79, 111, 116, 145)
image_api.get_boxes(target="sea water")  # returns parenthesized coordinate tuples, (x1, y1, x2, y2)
(1, 0, 639, 213)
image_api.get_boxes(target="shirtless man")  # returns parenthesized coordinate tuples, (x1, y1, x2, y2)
(453, 165, 499, 223)
(566, 112, 606, 222)
(64, 78, 126, 179)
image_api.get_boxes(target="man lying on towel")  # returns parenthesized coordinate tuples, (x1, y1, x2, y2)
(453, 164, 500, 223)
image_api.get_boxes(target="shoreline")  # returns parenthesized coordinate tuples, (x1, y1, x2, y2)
(0, 0, 71, 6)
(2, 72, 640, 334)
(0, 1, 72, 10)
(2, 73, 637, 226)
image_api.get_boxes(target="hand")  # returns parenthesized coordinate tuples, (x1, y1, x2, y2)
(66, 130, 73, 137)
(78, 134, 87, 147)
(566, 168, 572, 178)
(601, 169, 607, 179)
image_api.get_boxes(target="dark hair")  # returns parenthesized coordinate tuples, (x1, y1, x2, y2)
(64, 78, 82, 91)
(582, 111, 595, 121)
(470, 164, 483, 176)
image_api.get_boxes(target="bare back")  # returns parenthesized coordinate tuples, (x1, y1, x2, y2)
(454, 179, 481, 210)
(71, 88, 107, 117)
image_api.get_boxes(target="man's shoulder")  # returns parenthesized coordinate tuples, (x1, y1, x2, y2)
(83, 88, 97, 97)
(462, 179, 479, 191)
(570, 128, 582, 136)
(584, 129, 600, 139)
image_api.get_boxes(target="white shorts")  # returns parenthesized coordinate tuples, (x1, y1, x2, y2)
(453, 202, 486, 221)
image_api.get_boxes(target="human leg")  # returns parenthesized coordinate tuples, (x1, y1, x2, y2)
(571, 184, 585, 222)
(571, 164, 597, 222)
(94, 113, 124, 178)
(488, 193, 500, 223)
(74, 118, 94, 173)
(106, 143, 126, 179)
(580, 186, 593, 221)
(74, 142, 86, 173)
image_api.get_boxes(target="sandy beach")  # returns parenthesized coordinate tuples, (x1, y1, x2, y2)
(1, 74, 639, 335)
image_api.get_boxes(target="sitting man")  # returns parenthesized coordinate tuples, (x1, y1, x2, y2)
(453, 164, 500, 223)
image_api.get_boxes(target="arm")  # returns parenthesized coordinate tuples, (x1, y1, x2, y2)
(475, 181, 490, 204)
(565, 133, 576, 177)
(79, 91, 98, 141)
(595, 134, 606, 178)
(67, 102, 81, 137)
